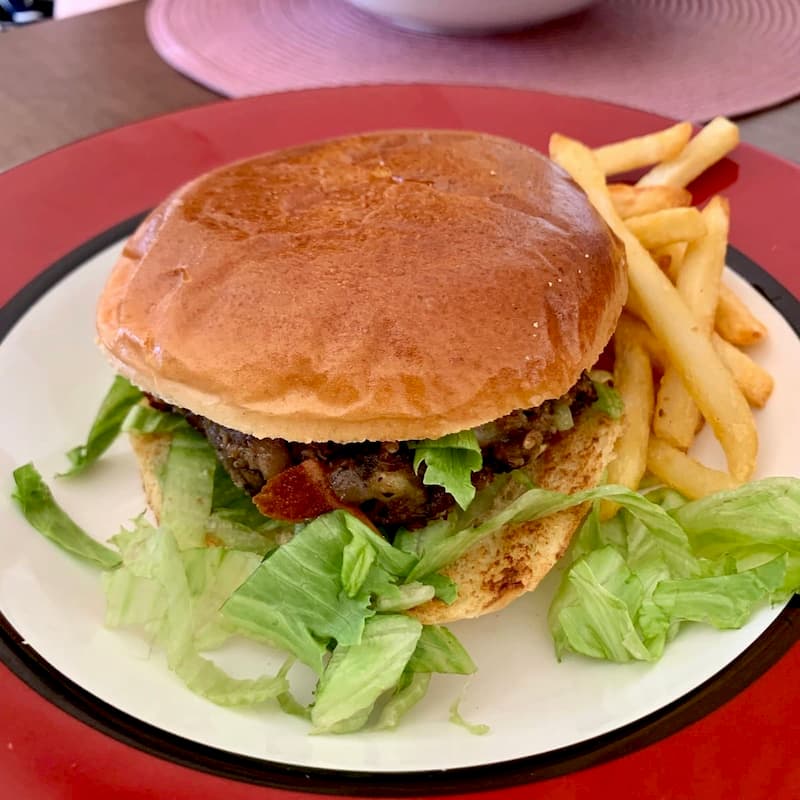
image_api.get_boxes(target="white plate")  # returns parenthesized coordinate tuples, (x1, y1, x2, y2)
(0, 237, 798, 774)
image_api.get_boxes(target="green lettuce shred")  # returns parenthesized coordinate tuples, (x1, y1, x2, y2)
(407, 625, 476, 674)
(588, 370, 624, 420)
(121, 403, 189, 435)
(104, 517, 286, 705)
(160, 428, 217, 550)
(61, 376, 143, 476)
(548, 479, 800, 663)
(407, 482, 693, 582)
(222, 512, 375, 675)
(449, 692, 490, 736)
(375, 671, 432, 730)
(12, 463, 121, 569)
(410, 430, 483, 510)
(420, 572, 458, 604)
(310, 615, 423, 734)
(552, 401, 575, 431)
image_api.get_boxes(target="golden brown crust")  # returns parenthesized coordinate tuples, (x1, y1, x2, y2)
(97, 130, 626, 443)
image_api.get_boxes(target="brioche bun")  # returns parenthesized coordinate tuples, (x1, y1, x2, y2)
(97, 130, 626, 443)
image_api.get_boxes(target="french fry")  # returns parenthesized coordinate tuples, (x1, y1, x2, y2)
(615, 312, 667, 370)
(593, 122, 692, 176)
(646, 438, 739, 499)
(650, 242, 687, 284)
(653, 368, 701, 450)
(622, 283, 648, 322)
(635, 318, 773, 406)
(637, 117, 740, 188)
(608, 183, 692, 219)
(712, 333, 774, 407)
(715, 283, 768, 346)
(601, 326, 654, 519)
(549, 133, 756, 481)
(653, 197, 730, 449)
(625, 207, 706, 250)
(675, 198, 730, 327)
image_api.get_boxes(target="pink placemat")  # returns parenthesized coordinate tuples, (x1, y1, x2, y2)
(146, 0, 800, 121)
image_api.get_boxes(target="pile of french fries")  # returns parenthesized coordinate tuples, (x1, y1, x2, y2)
(549, 118, 773, 504)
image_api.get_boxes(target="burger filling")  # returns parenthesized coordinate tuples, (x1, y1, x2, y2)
(148, 374, 599, 532)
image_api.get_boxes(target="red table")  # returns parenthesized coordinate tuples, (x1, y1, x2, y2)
(2, 85, 799, 800)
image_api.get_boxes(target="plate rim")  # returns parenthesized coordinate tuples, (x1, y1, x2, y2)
(1, 216, 799, 795)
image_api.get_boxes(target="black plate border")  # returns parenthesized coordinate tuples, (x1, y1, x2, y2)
(1, 217, 799, 797)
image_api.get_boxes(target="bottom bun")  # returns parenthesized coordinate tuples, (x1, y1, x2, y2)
(410, 411, 620, 623)
(129, 410, 620, 624)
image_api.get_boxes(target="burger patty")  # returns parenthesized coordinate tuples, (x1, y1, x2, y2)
(150, 374, 597, 530)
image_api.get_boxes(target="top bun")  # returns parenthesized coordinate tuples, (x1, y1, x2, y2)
(97, 130, 627, 443)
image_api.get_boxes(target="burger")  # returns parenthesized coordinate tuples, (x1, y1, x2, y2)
(95, 129, 627, 624)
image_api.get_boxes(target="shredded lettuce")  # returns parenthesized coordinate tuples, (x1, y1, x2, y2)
(275, 659, 311, 720)
(375, 671, 432, 730)
(449, 692, 490, 736)
(373, 624, 476, 731)
(420, 572, 458, 604)
(552, 401, 575, 431)
(407, 625, 476, 674)
(410, 430, 483, 510)
(122, 403, 189, 435)
(407, 482, 694, 582)
(374, 582, 435, 612)
(549, 479, 800, 663)
(673, 478, 800, 558)
(207, 462, 289, 555)
(202, 512, 281, 556)
(341, 530, 377, 598)
(310, 615, 423, 733)
(105, 516, 262, 650)
(160, 428, 217, 550)
(222, 512, 375, 675)
(61, 376, 143, 476)
(12, 463, 121, 569)
(104, 517, 286, 705)
(588, 369, 624, 420)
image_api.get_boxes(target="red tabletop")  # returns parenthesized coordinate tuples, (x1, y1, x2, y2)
(2, 85, 799, 800)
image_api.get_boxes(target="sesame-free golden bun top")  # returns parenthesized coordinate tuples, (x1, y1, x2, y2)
(96, 130, 627, 443)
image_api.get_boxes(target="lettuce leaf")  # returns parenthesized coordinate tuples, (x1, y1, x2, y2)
(407, 625, 476, 674)
(375, 671, 431, 730)
(222, 512, 375, 675)
(549, 479, 800, 663)
(411, 430, 483, 510)
(160, 428, 217, 550)
(374, 626, 476, 730)
(61, 376, 143, 476)
(207, 461, 290, 554)
(449, 693, 490, 736)
(105, 516, 261, 650)
(407, 482, 693, 582)
(373, 581, 435, 612)
(420, 572, 458, 604)
(12, 463, 121, 569)
(589, 370, 624, 419)
(310, 614, 423, 733)
(104, 517, 286, 705)
(121, 403, 189, 435)
(673, 477, 800, 557)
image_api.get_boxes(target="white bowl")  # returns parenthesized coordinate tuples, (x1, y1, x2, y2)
(345, 0, 598, 34)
